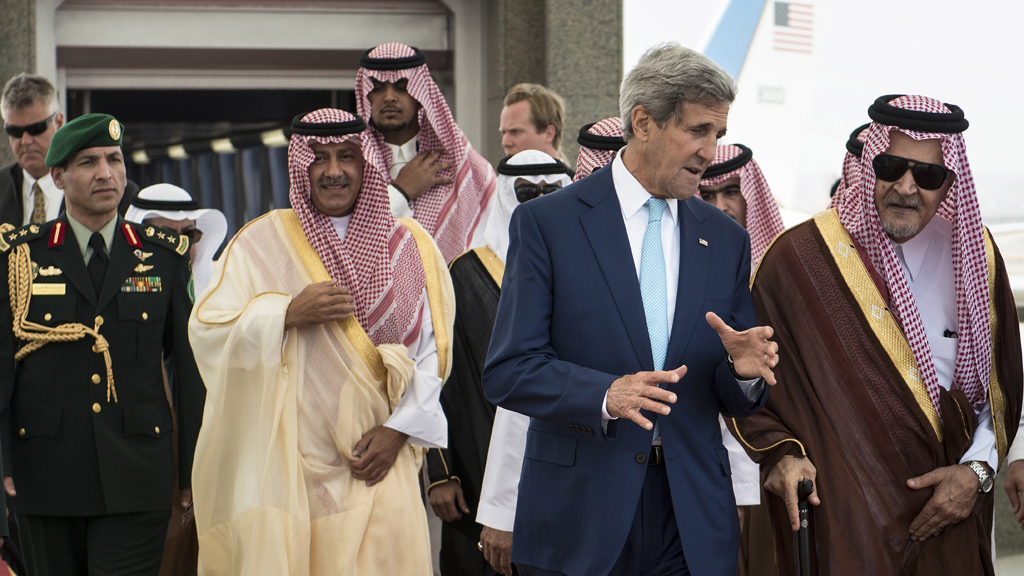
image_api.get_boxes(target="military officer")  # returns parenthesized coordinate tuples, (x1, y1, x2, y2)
(0, 113, 204, 576)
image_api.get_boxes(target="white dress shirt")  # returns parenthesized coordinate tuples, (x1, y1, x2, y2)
(328, 214, 447, 448)
(891, 215, 997, 471)
(386, 137, 418, 220)
(21, 170, 62, 225)
(601, 152, 762, 423)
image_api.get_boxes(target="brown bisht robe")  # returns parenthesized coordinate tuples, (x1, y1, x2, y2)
(732, 209, 1022, 576)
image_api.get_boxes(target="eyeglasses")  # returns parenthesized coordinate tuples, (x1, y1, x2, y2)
(4, 111, 58, 139)
(872, 153, 951, 191)
(514, 184, 561, 204)
(180, 228, 204, 244)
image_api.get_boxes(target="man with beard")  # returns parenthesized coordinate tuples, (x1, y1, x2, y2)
(698, 144, 785, 576)
(733, 95, 1022, 575)
(483, 43, 779, 576)
(188, 109, 454, 575)
(356, 43, 497, 263)
(426, 150, 572, 576)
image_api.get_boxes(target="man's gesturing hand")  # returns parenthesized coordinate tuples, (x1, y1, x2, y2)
(606, 366, 684, 430)
(1004, 459, 1024, 529)
(706, 312, 779, 385)
(765, 456, 819, 531)
(284, 281, 355, 331)
(351, 426, 409, 486)
(907, 464, 981, 541)
(393, 151, 453, 202)
(480, 526, 514, 576)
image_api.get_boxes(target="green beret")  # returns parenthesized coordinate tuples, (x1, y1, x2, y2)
(45, 113, 124, 167)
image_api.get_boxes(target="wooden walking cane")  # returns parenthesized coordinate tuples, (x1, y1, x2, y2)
(797, 479, 813, 576)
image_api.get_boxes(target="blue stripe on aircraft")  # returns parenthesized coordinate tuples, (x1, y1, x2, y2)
(704, 0, 769, 80)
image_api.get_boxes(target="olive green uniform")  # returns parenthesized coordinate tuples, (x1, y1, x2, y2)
(0, 213, 205, 575)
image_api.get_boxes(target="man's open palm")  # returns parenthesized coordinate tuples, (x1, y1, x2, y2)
(706, 312, 779, 385)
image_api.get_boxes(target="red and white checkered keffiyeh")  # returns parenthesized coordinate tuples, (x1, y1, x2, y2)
(574, 117, 623, 182)
(355, 42, 496, 264)
(288, 108, 426, 348)
(835, 95, 989, 413)
(829, 126, 869, 209)
(700, 145, 785, 267)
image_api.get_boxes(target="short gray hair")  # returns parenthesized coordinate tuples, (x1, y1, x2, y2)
(619, 43, 736, 142)
(1, 73, 58, 120)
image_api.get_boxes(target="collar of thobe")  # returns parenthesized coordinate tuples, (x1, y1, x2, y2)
(329, 213, 353, 243)
(611, 150, 679, 225)
(385, 135, 419, 164)
(66, 213, 118, 260)
(890, 214, 950, 282)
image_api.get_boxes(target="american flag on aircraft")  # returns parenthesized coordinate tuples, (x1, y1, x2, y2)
(773, 2, 813, 54)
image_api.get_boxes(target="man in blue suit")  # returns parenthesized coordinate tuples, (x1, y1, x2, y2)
(482, 43, 780, 576)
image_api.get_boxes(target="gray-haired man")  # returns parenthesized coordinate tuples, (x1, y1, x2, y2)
(482, 43, 778, 576)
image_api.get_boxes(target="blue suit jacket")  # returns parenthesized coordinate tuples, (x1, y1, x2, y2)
(482, 164, 769, 576)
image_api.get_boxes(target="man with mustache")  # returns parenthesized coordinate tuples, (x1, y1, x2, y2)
(0, 113, 205, 576)
(733, 95, 1022, 575)
(483, 44, 779, 576)
(188, 109, 454, 574)
(356, 43, 497, 264)
(1, 74, 140, 230)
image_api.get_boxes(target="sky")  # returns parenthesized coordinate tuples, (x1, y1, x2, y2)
(623, 0, 1024, 223)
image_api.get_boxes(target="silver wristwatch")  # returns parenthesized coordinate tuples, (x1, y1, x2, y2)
(964, 461, 994, 493)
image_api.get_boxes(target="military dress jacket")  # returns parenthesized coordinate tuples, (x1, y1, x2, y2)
(0, 213, 205, 517)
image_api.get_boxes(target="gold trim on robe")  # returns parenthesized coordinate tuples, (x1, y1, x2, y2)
(398, 217, 451, 381)
(813, 209, 943, 440)
(983, 227, 1009, 466)
(471, 246, 506, 289)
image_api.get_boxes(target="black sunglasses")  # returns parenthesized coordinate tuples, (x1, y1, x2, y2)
(4, 111, 58, 139)
(872, 153, 950, 191)
(514, 184, 561, 204)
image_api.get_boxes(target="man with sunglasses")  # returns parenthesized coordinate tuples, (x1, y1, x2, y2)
(733, 95, 1022, 575)
(424, 150, 571, 576)
(0, 73, 65, 228)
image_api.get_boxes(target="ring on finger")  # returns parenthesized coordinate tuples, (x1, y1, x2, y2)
(478, 541, 484, 551)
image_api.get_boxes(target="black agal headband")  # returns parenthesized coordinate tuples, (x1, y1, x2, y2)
(497, 156, 575, 179)
(359, 46, 427, 71)
(577, 123, 626, 151)
(846, 123, 870, 158)
(701, 144, 753, 179)
(867, 95, 969, 134)
(290, 115, 366, 137)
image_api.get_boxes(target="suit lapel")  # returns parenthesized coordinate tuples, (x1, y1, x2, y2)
(665, 198, 712, 363)
(53, 217, 97, 306)
(578, 169, 654, 370)
(97, 218, 135, 310)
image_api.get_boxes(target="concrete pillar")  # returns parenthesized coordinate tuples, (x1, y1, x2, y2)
(544, 0, 622, 168)
(483, 0, 621, 167)
(0, 0, 37, 165)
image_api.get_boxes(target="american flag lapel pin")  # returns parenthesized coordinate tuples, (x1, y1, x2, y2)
(699, 238, 709, 246)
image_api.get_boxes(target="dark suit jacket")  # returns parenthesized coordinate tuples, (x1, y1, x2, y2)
(482, 164, 769, 576)
(0, 214, 204, 517)
(0, 162, 139, 228)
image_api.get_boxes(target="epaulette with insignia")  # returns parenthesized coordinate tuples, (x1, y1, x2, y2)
(0, 222, 50, 253)
(130, 222, 190, 257)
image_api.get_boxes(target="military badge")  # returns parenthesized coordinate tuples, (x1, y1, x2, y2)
(108, 119, 121, 140)
(134, 249, 153, 261)
(134, 264, 154, 273)
(145, 227, 155, 237)
(38, 266, 62, 276)
(121, 276, 162, 293)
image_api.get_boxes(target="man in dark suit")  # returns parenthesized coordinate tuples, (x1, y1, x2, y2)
(0, 113, 204, 576)
(482, 44, 780, 576)
(1, 73, 137, 229)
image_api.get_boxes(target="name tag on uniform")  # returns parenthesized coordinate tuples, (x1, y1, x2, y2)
(122, 276, 162, 293)
(32, 283, 66, 296)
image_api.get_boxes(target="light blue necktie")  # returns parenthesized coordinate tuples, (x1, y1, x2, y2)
(640, 198, 668, 440)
